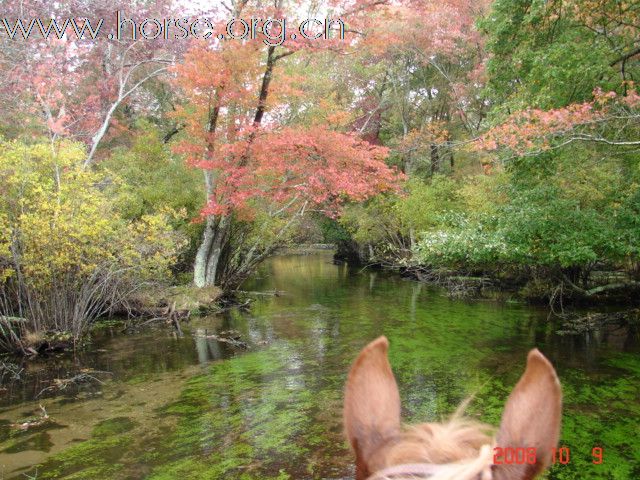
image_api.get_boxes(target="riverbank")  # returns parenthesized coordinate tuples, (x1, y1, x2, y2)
(0, 284, 223, 357)
(402, 264, 640, 306)
(335, 240, 640, 306)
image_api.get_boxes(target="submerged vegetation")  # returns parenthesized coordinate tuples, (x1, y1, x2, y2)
(1, 254, 638, 479)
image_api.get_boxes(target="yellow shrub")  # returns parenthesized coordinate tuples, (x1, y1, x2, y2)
(0, 139, 186, 336)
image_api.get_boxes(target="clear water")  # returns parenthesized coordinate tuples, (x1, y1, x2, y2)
(0, 252, 638, 479)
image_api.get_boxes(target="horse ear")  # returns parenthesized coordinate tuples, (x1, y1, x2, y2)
(493, 349, 562, 480)
(344, 336, 401, 480)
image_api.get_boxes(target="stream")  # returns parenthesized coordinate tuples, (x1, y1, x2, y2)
(1, 251, 638, 479)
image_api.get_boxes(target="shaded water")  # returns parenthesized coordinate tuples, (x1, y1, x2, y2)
(1, 251, 639, 479)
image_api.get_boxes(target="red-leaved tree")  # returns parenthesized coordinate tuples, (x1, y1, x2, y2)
(173, 0, 402, 289)
(475, 84, 640, 159)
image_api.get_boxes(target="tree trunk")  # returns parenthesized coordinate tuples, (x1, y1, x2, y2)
(430, 143, 439, 175)
(193, 166, 226, 288)
(193, 216, 215, 287)
(193, 216, 232, 288)
(204, 215, 230, 286)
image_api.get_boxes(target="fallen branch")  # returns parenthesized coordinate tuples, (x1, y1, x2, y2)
(209, 299, 252, 314)
(36, 370, 112, 398)
(237, 290, 284, 297)
(556, 308, 640, 335)
(562, 274, 640, 296)
(11, 404, 49, 431)
(167, 301, 185, 337)
(194, 329, 248, 348)
(127, 301, 190, 336)
(0, 361, 24, 381)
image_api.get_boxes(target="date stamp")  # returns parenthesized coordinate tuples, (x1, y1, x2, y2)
(493, 446, 605, 465)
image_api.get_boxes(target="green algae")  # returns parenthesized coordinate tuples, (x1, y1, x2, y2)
(92, 416, 137, 437)
(544, 351, 640, 479)
(28, 418, 139, 479)
(36, 435, 131, 479)
(149, 343, 345, 479)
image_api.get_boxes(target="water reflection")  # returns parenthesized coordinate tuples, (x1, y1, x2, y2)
(193, 328, 224, 364)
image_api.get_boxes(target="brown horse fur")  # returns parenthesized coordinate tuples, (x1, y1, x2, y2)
(344, 337, 562, 480)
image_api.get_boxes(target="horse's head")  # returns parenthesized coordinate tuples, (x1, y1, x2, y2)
(343, 337, 562, 480)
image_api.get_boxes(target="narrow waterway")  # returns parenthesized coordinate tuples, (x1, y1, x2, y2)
(1, 251, 638, 479)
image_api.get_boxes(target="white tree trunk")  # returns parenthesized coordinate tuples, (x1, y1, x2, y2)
(193, 216, 216, 287)
(193, 170, 231, 288)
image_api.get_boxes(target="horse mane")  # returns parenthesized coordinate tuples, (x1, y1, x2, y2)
(368, 417, 495, 480)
